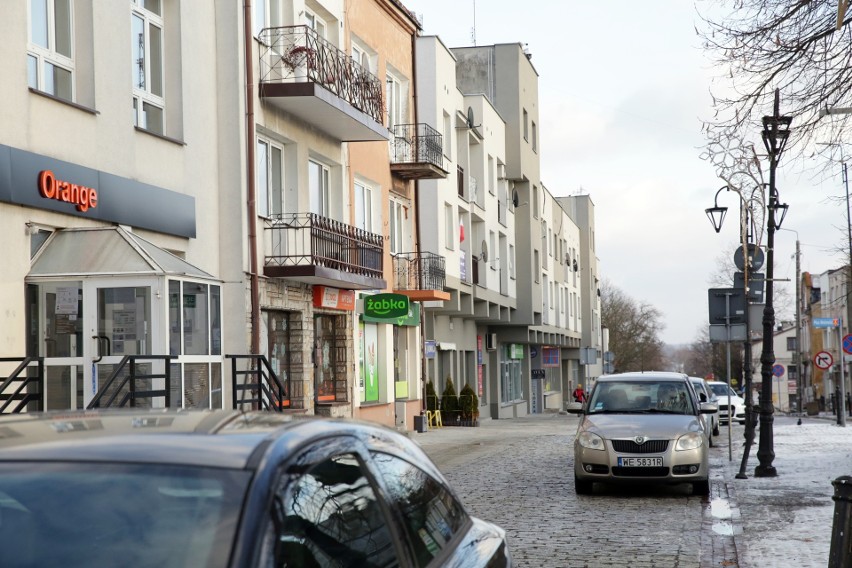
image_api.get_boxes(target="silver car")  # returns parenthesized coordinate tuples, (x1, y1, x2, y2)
(690, 377, 720, 445)
(567, 372, 716, 496)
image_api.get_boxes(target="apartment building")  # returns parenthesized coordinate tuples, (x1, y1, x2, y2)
(414, 39, 589, 418)
(1, 1, 226, 410)
(801, 268, 849, 407)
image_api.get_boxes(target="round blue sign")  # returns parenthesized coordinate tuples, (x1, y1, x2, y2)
(530, 347, 538, 358)
(772, 364, 785, 377)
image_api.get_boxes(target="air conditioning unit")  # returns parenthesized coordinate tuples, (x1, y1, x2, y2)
(485, 333, 498, 351)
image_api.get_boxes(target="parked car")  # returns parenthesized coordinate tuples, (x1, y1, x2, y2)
(0, 409, 512, 568)
(689, 377, 720, 444)
(566, 372, 716, 496)
(707, 381, 747, 425)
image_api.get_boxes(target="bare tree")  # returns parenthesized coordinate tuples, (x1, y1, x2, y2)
(698, 0, 852, 154)
(600, 279, 666, 372)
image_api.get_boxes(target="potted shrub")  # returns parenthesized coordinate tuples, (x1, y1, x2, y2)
(440, 377, 460, 425)
(425, 380, 439, 414)
(281, 44, 315, 81)
(459, 383, 479, 426)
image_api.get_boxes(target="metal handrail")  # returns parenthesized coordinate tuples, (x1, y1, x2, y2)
(0, 357, 44, 413)
(392, 251, 446, 291)
(258, 25, 384, 124)
(227, 355, 290, 411)
(390, 123, 445, 170)
(87, 355, 175, 409)
(265, 212, 384, 279)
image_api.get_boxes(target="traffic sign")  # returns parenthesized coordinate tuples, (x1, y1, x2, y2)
(772, 364, 785, 377)
(814, 317, 840, 328)
(843, 334, 852, 355)
(815, 351, 834, 370)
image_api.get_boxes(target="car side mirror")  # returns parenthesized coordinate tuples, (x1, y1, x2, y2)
(565, 401, 584, 414)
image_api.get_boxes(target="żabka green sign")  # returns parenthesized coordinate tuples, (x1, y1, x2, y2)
(364, 293, 410, 320)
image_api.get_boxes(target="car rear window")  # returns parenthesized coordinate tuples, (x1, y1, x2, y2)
(0, 462, 251, 568)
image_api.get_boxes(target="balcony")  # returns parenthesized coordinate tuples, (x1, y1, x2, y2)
(264, 213, 386, 290)
(392, 252, 450, 301)
(389, 124, 448, 180)
(258, 26, 389, 142)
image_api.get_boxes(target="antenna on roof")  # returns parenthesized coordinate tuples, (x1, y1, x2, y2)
(471, 0, 476, 45)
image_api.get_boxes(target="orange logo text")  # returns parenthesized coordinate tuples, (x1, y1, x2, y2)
(38, 170, 98, 212)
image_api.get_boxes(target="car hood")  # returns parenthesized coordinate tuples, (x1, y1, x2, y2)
(580, 413, 702, 439)
(715, 395, 744, 405)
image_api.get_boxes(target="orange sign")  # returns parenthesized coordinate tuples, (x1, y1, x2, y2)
(38, 169, 98, 212)
(313, 286, 355, 311)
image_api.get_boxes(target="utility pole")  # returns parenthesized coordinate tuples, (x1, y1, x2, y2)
(795, 237, 802, 416)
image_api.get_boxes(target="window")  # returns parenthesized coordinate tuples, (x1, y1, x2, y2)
(252, 0, 281, 37)
(371, 452, 467, 568)
(787, 337, 798, 351)
(534, 250, 540, 283)
(264, 452, 398, 567)
(265, 310, 295, 401)
(532, 185, 539, 218)
(489, 230, 496, 270)
(532, 121, 537, 152)
(309, 160, 330, 217)
(256, 138, 284, 217)
(304, 9, 326, 38)
(131, 0, 165, 134)
(509, 244, 515, 278)
(355, 181, 373, 232)
(488, 155, 495, 195)
(28, 0, 74, 100)
(386, 72, 403, 129)
(443, 111, 452, 158)
(444, 204, 454, 250)
(523, 108, 529, 141)
(389, 199, 406, 254)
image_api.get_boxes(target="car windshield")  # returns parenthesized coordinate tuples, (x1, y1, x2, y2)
(0, 462, 251, 568)
(587, 380, 695, 415)
(709, 383, 737, 398)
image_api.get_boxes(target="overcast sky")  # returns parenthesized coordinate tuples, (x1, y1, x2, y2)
(404, 0, 849, 345)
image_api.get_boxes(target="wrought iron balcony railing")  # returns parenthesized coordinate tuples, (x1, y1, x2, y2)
(392, 252, 446, 292)
(390, 123, 445, 171)
(265, 213, 384, 280)
(258, 25, 384, 126)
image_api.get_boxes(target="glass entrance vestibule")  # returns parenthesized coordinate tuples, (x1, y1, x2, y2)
(25, 227, 223, 410)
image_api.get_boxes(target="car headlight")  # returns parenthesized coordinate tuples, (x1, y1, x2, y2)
(577, 431, 606, 451)
(675, 432, 703, 451)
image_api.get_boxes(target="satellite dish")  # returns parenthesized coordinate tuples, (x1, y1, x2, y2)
(467, 106, 475, 129)
(480, 240, 488, 262)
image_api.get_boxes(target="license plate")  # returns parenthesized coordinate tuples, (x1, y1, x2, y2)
(618, 457, 663, 467)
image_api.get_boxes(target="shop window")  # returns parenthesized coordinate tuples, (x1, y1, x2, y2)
(315, 314, 347, 403)
(360, 321, 378, 403)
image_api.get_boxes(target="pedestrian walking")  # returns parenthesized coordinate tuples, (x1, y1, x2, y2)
(573, 384, 586, 403)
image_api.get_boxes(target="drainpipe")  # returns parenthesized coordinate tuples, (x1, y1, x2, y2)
(411, 29, 428, 413)
(243, 0, 261, 355)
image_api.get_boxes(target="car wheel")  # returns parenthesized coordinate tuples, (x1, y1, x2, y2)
(692, 479, 710, 496)
(575, 476, 593, 496)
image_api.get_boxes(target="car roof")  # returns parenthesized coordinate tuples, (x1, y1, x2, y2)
(595, 371, 689, 383)
(0, 409, 417, 470)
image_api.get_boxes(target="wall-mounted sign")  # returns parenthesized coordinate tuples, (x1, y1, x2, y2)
(39, 169, 98, 212)
(313, 286, 355, 311)
(424, 340, 437, 359)
(364, 293, 409, 320)
(509, 344, 524, 359)
(362, 302, 420, 326)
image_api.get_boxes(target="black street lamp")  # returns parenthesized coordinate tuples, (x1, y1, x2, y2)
(755, 89, 791, 478)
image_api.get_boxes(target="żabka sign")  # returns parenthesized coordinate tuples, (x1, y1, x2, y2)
(38, 169, 98, 212)
(364, 294, 409, 320)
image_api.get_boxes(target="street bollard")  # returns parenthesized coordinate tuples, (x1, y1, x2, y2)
(829, 476, 852, 568)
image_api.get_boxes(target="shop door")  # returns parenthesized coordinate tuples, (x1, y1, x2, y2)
(85, 283, 157, 408)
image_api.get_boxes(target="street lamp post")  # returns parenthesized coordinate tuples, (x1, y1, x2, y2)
(755, 89, 791, 478)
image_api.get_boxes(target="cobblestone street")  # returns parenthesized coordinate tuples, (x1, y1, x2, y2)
(415, 413, 730, 567)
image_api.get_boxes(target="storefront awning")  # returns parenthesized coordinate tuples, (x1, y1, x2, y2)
(28, 226, 215, 279)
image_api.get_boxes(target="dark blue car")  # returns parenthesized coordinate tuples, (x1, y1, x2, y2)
(0, 409, 511, 567)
